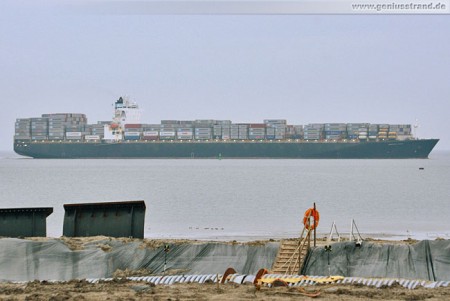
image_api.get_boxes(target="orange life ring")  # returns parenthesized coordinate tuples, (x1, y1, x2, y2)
(303, 208, 320, 230)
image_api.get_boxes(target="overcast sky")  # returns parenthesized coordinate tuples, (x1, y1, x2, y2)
(1, 1, 449, 151)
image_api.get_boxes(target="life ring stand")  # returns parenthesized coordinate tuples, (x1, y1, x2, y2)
(303, 208, 320, 230)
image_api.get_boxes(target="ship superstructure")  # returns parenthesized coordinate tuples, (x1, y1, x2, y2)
(104, 97, 142, 141)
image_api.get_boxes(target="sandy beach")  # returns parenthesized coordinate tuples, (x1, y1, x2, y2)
(1, 277, 450, 301)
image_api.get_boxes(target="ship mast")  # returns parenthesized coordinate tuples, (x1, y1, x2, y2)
(413, 118, 420, 140)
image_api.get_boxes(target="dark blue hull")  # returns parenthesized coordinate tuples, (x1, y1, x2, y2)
(14, 139, 439, 159)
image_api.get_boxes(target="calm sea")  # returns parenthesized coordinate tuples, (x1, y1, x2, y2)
(1, 151, 449, 241)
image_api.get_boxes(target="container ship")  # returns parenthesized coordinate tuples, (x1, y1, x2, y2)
(14, 97, 439, 159)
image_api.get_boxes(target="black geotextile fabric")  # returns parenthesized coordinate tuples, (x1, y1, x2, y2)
(302, 240, 450, 281)
(0, 238, 279, 282)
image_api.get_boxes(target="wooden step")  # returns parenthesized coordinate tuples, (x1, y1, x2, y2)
(271, 231, 312, 274)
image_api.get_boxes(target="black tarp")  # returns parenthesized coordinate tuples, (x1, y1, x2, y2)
(302, 240, 450, 281)
(0, 238, 279, 282)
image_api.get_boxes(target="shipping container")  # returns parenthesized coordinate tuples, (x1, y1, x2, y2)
(142, 131, 158, 136)
(161, 120, 179, 125)
(125, 124, 142, 129)
(264, 119, 287, 125)
(66, 132, 82, 137)
(215, 120, 232, 125)
(124, 136, 140, 140)
(195, 120, 215, 125)
(248, 134, 265, 139)
(159, 131, 176, 139)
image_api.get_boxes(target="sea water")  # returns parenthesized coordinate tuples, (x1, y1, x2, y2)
(0, 151, 449, 241)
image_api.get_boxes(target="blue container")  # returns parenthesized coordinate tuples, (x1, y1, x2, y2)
(125, 136, 141, 140)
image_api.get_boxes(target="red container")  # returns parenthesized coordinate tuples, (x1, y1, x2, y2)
(143, 135, 158, 140)
(125, 124, 142, 129)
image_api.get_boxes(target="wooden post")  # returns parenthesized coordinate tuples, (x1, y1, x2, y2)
(313, 202, 317, 247)
(307, 218, 311, 250)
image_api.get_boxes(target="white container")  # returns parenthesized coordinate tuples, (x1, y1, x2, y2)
(124, 132, 140, 136)
(143, 131, 159, 136)
(160, 131, 176, 137)
(66, 132, 82, 137)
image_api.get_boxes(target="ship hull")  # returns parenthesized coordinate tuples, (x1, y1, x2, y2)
(14, 139, 439, 159)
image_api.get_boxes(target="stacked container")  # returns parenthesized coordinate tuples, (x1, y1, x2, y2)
(141, 124, 160, 140)
(16, 114, 416, 144)
(46, 115, 65, 140)
(31, 117, 49, 140)
(368, 124, 379, 140)
(285, 125, 296, 139)
(15, 118, 31, 140)
(221, 126, 231, 140)
(273, 124, 286, 140)
(142, 131, 159, 140)
(293, 125, 304, 139)
(177, 128, 194, 140)
(213, 125, 222, 139)
(42, 113, 87, 141)
(124, 124, 142, 140)
(194, 127, 212, 140)
(266, 127, 275, 139)
(346, 123, 367, 139)
(230, 125, 239, 139)
(214, 120, 232, 140)
(378, 124, 389, 139)
(248, 124, 266, 140)
(90, 122, 108, 138)
(303, 124, 324, 140)
(324, 123, 347, 140)
(263, 120, 286, 140)
(389, 124, 412, 140)
(238, 124, 248, 140)
(160, 122, 176, 140)
(358, 127, 368, 140)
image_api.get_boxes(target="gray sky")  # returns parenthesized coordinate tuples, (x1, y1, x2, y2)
(1, 1, 449, 151)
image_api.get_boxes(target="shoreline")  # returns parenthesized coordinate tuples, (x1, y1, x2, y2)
(4, 230, 450, 243)
(145, 230, 450, 242)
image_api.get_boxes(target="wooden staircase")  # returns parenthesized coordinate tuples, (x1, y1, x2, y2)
(271, 229, 312, 275)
